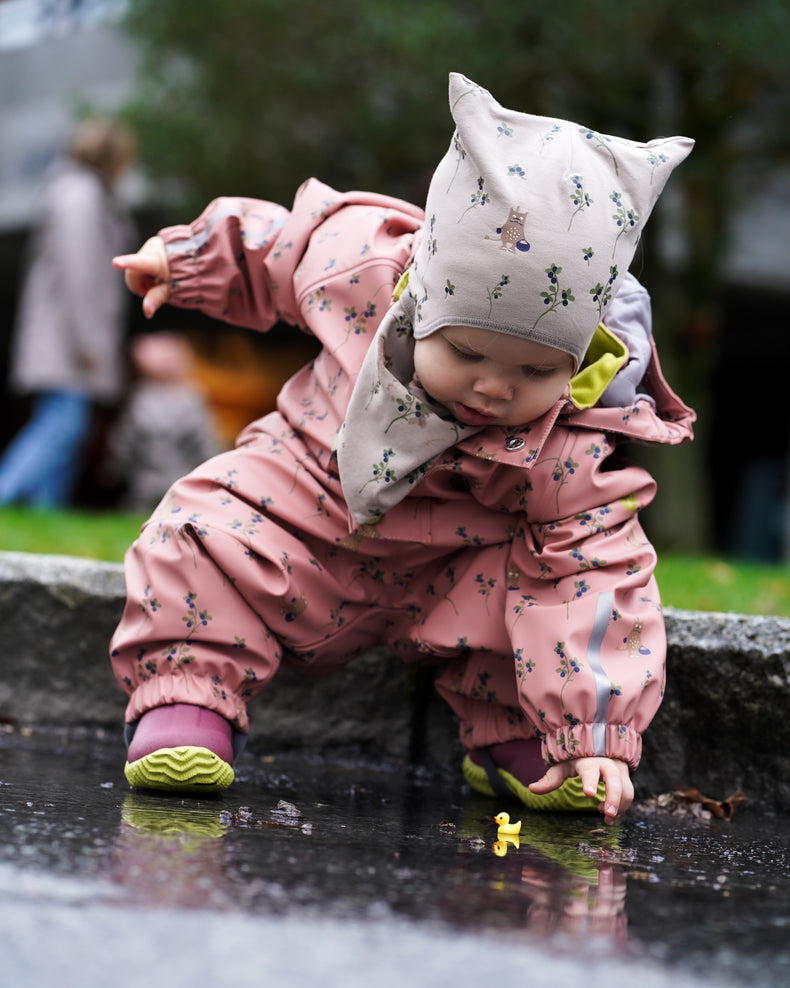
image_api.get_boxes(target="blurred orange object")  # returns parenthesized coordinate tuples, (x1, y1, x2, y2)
(189, 330, 318, 447)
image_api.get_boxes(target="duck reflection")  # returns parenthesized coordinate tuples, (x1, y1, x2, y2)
(448, 801, 630, 947)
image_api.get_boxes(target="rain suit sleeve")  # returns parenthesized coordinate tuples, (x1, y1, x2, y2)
(508, 424, 664, 770)
(159, 196, 293, 332)
(157, 178, 424, 336)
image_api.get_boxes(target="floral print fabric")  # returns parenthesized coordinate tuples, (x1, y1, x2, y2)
(110, 179, 695, 770)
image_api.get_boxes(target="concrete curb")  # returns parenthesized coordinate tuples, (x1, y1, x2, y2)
(1, 550, 788, 810)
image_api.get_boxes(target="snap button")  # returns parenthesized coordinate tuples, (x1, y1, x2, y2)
(504, 436, 525, 451)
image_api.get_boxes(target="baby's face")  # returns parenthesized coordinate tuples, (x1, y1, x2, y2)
(413, 325, 574, 428)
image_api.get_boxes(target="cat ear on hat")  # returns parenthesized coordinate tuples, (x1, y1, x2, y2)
(446, 70, 694, 234)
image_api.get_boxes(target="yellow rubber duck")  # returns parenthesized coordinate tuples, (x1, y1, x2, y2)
(494, 811, 522, 836)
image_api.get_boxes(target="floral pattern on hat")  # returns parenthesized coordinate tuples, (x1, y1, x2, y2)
(409, 73, 694, 369)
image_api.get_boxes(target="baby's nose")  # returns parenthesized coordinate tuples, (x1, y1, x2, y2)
(475, 371, 515, 400)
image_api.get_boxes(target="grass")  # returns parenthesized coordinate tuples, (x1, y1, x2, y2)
(0, 506, 146, 563)
(655, 554, 790, 617)
(1, 506, 788, 616)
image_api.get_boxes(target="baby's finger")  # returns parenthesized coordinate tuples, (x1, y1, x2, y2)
(595, 763, 632, 824)
(112, 256, 159, 299)
(113, 237, 169, 292)
(142, 281, 171, 319)
(112, 252, 140, 269)
(528, 764, 566, 794)
(611, 765, 634, 816)
(578, 763, 608, 802)
(112, 252, 162, 276)
(600, 774, 622, 824)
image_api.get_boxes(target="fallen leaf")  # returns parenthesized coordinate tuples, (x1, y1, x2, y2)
(636, 786, 747, 820)
(672, 786, 747, 820)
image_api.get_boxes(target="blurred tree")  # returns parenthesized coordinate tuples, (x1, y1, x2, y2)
(121, 0, 790, 548)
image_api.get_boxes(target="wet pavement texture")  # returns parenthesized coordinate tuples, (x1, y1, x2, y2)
(1, 729, 788, 987)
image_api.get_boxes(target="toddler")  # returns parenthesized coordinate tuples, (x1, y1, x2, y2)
(110, 74, 694, 825)
(107, 332, 222, 512)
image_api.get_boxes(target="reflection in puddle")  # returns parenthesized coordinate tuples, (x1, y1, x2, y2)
(1, 733, 789, 984)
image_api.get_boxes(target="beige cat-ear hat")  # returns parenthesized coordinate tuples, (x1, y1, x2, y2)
(404, 73, 694, 369)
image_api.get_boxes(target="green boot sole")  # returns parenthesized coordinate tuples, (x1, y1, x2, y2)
(125, 745, 234, 794)
(462, 753, 603, 812)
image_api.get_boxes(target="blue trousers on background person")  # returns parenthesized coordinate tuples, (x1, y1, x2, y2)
(0, 391, 91, 508)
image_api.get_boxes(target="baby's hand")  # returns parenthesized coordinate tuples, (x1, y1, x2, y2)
(113, 236, 170, 319)
(528, 755, 634, 825)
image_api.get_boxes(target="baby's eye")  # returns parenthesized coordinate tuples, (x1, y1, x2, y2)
(448, 343, 482, 362)
(521, 364, 555, 379)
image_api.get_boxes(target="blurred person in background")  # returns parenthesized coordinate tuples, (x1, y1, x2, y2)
(0, 116, 136, 508)
(105, 331, 222, 512)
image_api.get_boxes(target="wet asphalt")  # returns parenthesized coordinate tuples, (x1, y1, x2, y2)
(0, 727, 788, 988)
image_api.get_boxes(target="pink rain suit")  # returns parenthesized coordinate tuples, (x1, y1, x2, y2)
(110, 179, 695, 770)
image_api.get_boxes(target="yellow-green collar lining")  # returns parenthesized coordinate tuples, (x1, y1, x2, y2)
(392, 269, 410, 301)
(569, 324, 628, 409)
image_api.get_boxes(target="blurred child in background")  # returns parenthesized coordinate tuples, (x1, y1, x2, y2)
(107, 332, 222, 512)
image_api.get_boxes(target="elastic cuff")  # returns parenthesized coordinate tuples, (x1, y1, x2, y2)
(123, 673, 250, 733)
(542, 723, 642, 769)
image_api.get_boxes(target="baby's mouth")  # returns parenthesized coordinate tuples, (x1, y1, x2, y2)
(453, 402, 499, 426)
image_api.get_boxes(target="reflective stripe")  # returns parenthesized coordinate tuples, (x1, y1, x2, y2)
(165, 203, 287, 257)
(588, 591, 614, 755)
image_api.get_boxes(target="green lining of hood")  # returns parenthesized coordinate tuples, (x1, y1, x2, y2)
(569, 324, 628, 410)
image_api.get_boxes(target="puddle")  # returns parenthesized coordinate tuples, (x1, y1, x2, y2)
(0, 729, 788, 986)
